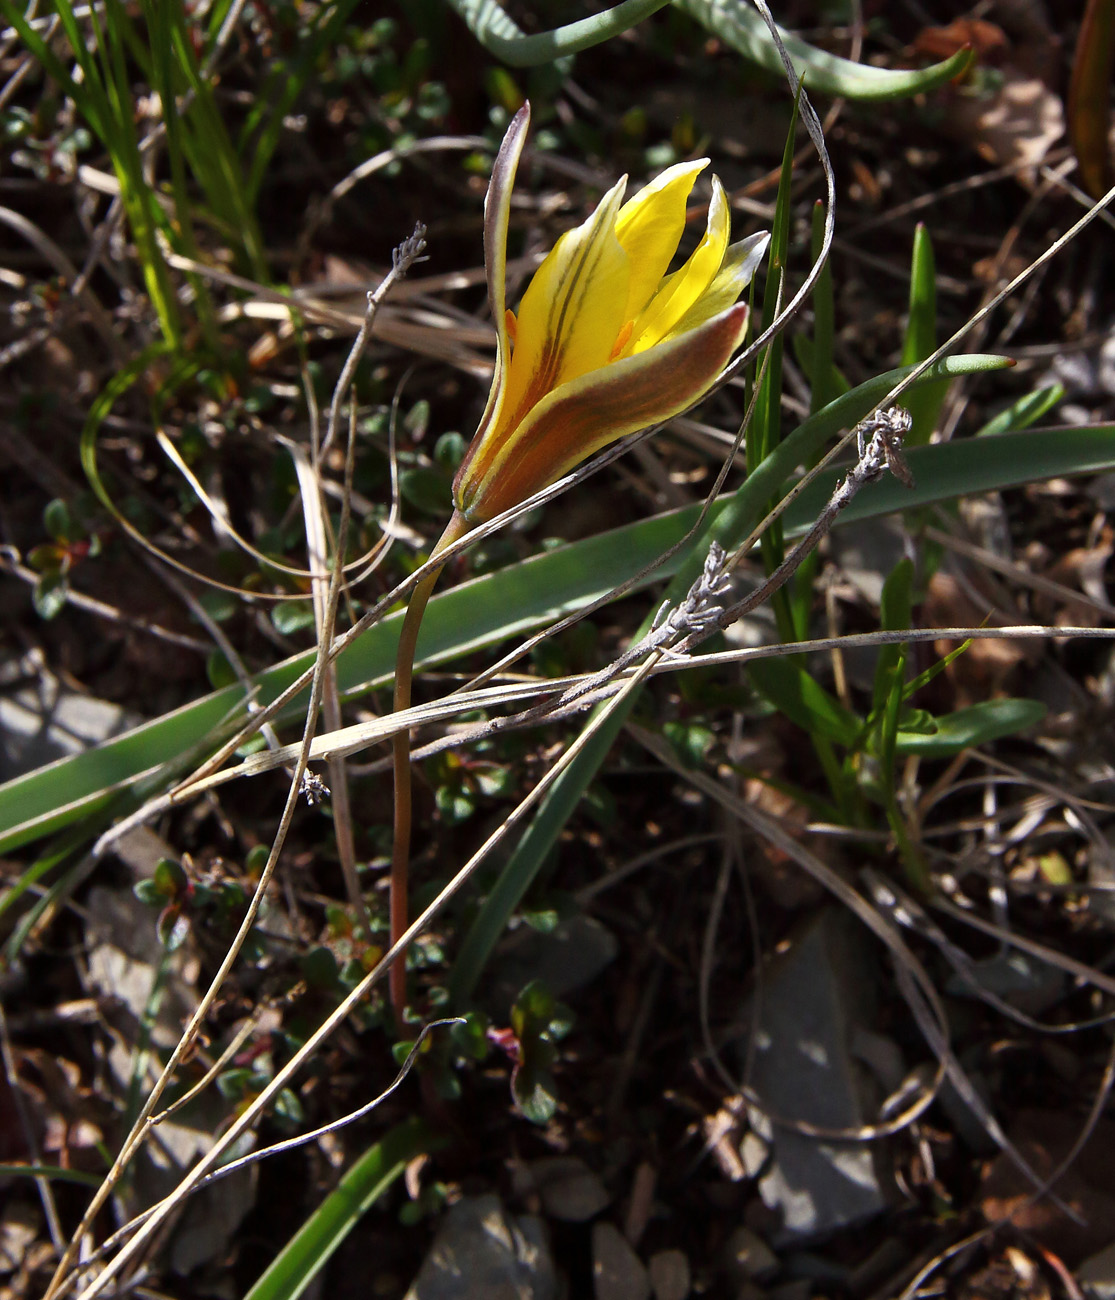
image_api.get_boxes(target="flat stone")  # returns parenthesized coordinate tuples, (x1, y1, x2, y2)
(1079, 1240, 1115, 1299)
(721, 1227, 778, 1284)
(0, 667, 136, 780)
(648, 1249, 690, 1300)
(737, 908, 897, 1243)
(490, 914, 618, 1014)
(405, 1195, 557, 1300)
(531, 1156, 610, 1222)
(593, 1223, 650, 1300)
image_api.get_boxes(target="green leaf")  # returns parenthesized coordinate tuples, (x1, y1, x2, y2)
(133, 879, 163, 905)
(32, 571, 68, 620)
(157, 904, 189, 952)
(206, 651, 236, 690)
(450, 0, 972, 101)
(449, 0, 671, 66)
(272, 601, 317, 636)
(895, 699, 1047, 757)
(901, 225, 948, 447)
(747, 658, 861, 747)
(404, 399, 431, 437)
(673, 0, 974, 101)
(662, 720, 715, 768)
(245, 1119, 441, 1300)
(43, 498, 74, 542)
(511, 980, 555, 1035)
(435, 784, 474, 825)
(434, 431, 468, 474)
(872, 558, 914, 714)
(153, 856, 187, 898)
(976, 384, 1065, 437)
(807, 199, 841, 414)
(301, 946, 339, 990)
(513, 1070, 558, 1125)
(399, 466, 451, 516)
(198, 588, 239, 624)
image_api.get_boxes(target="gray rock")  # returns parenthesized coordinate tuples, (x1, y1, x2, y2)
(531, 1156, 610, 1222)
(405, 1195, 557, 1300)
(490, 914, 618, 1013)
(737, 909, 897, 1243)
(1079, 1240, 1115, 1300)
(648, 1249, 690, 1300)
(0, 662, 136, 781)
(593, 1222, 650, 1300)
(721, 1227, 778, 1284)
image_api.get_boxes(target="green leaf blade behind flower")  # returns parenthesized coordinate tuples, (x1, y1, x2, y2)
(0, 360, 1095, 859)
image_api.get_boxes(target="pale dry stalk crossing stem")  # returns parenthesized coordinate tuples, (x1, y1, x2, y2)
(45, 227, 427, 1300)
(67, 656, 662, 1300)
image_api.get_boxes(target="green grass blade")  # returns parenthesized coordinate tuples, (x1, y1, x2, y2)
(809, 200, 838, 415)
(446, 355, 1014, 1006)
(895, 699, 1048, 757)
(901, 225, 948, 446)
(5, 360, 1090, 858)
(976, 384, 1065, 436)
(750, 90, 798, 636)
(450, 0, 972, 95)
(244, 1119, 441, 1300)
(0, 1164, 102, 1187)
(446, 0, 671, 66)
(674, 0, 973, 100)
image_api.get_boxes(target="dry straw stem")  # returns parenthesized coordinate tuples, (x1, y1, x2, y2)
(107, 623, 1115, 807)
(45, 232, 425, 1300)
(67, 1018, 461, 1284)
(627, 723, 1085, 1208)
(61, 16, 1115, 1288)
(67, 655, 664, 1300)
(896, 1037, 1115, 1300)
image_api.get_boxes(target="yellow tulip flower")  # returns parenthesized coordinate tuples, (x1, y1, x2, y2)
(453, 101, 769, 523)
(388, 103, 767, 1022)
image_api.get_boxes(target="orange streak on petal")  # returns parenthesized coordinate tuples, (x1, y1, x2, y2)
(459, 304, 747, 521)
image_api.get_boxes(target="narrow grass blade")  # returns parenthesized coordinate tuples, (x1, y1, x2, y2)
(450, 0, 972, 96)
(447, 0, 671, 65)
(901, 225, 949, 446)
(976, 384, 1064, 437)
(7, 360, 1097, 859)
(674, 0, 972, 100)
(244, 1119, 441, 1300)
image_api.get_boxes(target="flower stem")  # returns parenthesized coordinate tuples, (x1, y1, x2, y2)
(390, 509, 472, 1025)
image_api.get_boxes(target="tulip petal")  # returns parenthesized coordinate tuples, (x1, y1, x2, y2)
(670, 230, 770, 335)
(498, 175, 631, 430)
(473, 104, 531, 453)
(613, 159, 707, 323)
(626, 175, 731, 354)
(455, 303, 749, 521)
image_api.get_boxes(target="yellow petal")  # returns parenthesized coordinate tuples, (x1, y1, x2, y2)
(613, 159, 707, 323)
(669, 230, 770, 335)
(471, 104, 531, 458)
(497, 175, 631, 431)
(625, 175, 731, 354)
(455, 304, 749, 522)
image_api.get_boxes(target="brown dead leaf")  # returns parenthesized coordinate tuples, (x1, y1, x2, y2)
(937, 67, 1065, 187)
(911, 19, 1010, 66)
(1031, 537, 1115, 627)
(742, 778, 826, 910)
(923, 571, 1039, 707)
(979, 1109, 1115, 1264)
